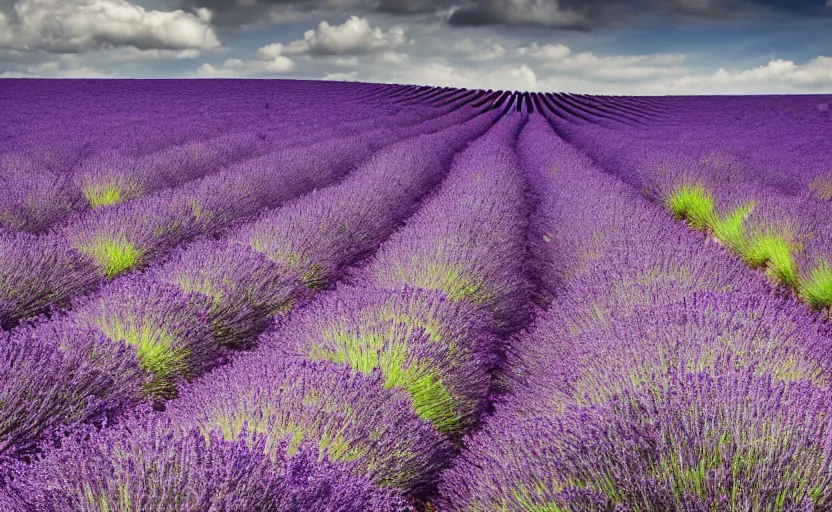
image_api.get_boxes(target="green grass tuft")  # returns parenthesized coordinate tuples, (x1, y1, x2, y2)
(83, 184, 125, 209)
(310, 332, 460, 434)
(741, 233, 798, 289)
(666, 184, 715, 231)
(93, 313, 187, 397)
(711, 202, 754, 255)
(801, 261, 832, 310)
(78, 237, 140, 278)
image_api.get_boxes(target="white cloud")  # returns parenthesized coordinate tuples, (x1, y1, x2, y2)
(448, 0, 589, 28)
(389, 61, 541, 91)
(262, 16, 408, 57)
(195, 54, 294, 77)
(517, 43, 688, 81)
(2, 0, 220, 53)
(323, 71, 360, 81)
(516, 42, 571, 60)
(0, 60, 114, 78)
(374, 51, 409, 65)
(454, 37, 507, 61)
(648, 57, 832, 94)
(295, 32, 832, 95)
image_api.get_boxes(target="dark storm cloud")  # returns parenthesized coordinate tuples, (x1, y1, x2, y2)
(181, 0, 828, 27)
(375, 0, 443, 15)
(445, 0, 775, 28)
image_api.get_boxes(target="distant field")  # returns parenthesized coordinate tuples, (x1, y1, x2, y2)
(1, 80, 831, 511)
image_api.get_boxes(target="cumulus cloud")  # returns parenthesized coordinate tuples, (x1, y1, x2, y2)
(195, 54, 294, 77)
(454, 37, 507, 61)
(323, 70, 360, 80)
(285, 27, 831, 95)
(178, 0, 808, 30)
(650, 56, 832, 93)
(195, 46, 295, 77)
(1, 0, 220, 53)
(0, 60, 114, 77)
(390, 61, 541, 90)
(261, 16, 407, 56)
(517, 42, 688, 81)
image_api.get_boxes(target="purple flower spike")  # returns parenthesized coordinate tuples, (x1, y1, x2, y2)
(168, 359, 452, 498)
(0, 319, 143, 462)
(65, 191, 199, 278)
(0, 166, 84, 233)
(18, 415, 411, 511)
(439, 371, 832, 511)
(155, 239, 299, 349)
(0, 231, 99, 330)
(72, 276, 217, 398)
(267, 285, 498, 436)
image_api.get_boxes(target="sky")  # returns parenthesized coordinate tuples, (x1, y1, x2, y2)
(0, 0, 831, 94)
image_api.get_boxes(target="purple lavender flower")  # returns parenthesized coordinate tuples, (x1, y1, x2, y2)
(0, 165, 84, 233)
(439, 371, 832, 511)
(155, 239, 298, 349)
(65, 191, 199, 278)
(0, 319, 143, 462)
(363, 114, 533, 335)
(506, 290, 832, 420)
(74, 152, 158, 209)
(168, 359, 452, 498)
(0, 232, 99, 329)
(71, 276, 217, 398)
(17, 415, 413, 511)
(266, 286, 497, 436)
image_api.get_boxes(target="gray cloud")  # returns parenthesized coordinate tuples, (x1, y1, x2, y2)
(258, 15, 407, 56)
(375, 0, 441, 14)
(445, 0, 766, 28)
(1, 0, 220, 53)
(180, 0, 780, 29)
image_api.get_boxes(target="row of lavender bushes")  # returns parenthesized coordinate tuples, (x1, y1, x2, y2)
(0, 97, 484, 331)
(0, 87, 462, 235)
(437, 114, 832, 510)
(0, 108, 500, 509)
(548, 94, 832, 313)
(0, 81, 425, 172)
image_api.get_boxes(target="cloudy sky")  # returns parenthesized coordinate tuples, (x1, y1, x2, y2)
(0, 0, 830, 94)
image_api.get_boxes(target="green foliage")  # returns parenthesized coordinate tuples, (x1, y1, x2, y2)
(92, 312, 187, 397)
(741, 233, 798, 289)
(665, 184, 801, 290)
(666, 184, 715, 230)
(78, 237, 140, 278)
(711, 202, 754, 255)
(801, 261, 832, 310)
(83, 184, 124, 209)
(309, 332, 460, 434)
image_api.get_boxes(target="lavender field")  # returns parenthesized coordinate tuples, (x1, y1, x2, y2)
(1, 80, 831, 511)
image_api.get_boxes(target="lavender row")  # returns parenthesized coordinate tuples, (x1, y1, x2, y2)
(0, 104, 482, 330)
(437, 114, 832, 510)
(0, 132, 266, 233)
(549, 96, 832, 310)
(0, 109, 497, 497)
(7, 113, 531, 510)
(0, 80, 425, 165)
(0, 91, 461, 234)
(151, 114, 532, 502)
(0, 81, 476, 179)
